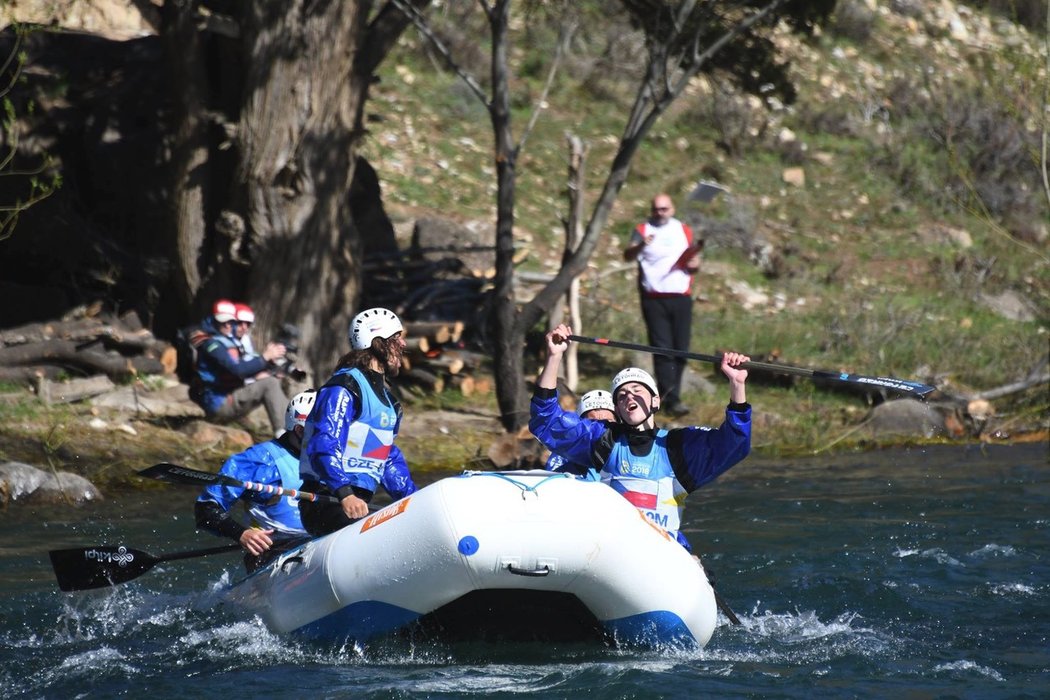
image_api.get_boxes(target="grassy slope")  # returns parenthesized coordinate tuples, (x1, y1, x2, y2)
(360, 4, 1048, 454)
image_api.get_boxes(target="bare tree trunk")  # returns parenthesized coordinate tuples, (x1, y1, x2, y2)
(486, 0, 528, 430)
(152, 2, 429, 378)
(161, 0, 213, 309)
(560, 134, 589, 392)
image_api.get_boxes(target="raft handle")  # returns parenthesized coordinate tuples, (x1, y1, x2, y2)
(506, 563, 550, 577)
(281, 555, 305, 573)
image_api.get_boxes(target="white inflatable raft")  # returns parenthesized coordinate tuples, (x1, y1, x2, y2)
(224, 470, 718, 648)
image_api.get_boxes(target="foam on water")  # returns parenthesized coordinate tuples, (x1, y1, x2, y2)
(933, 660, 1006, 682)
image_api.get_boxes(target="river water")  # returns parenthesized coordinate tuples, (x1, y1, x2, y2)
(1, 443, 1047, 699)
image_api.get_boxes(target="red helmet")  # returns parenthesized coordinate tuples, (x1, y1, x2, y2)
(234, 303, 255, 324)
(212, 299, 237, 323)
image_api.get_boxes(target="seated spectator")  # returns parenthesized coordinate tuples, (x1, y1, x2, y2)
(191, 299, 288, 436)
(234, 303, 257, 359)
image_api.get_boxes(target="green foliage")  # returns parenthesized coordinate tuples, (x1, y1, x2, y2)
(879, 72, 1048, 233)
(0, 23, 61, 241)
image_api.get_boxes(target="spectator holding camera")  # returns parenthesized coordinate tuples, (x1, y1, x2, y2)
(234, 303, 258, 359)
(191, 299, 289, 436)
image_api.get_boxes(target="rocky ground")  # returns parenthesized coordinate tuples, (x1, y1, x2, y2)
(2, 366, 1046, 508)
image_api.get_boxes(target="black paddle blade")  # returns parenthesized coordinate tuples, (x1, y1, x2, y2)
(814, 370, 937, 398)
(137, 463, 220, 486)
(49, 546, 160, 592)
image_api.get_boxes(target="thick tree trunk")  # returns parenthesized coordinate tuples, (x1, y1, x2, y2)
(230, 2, 369, 380)
(161, 1, 212, 310)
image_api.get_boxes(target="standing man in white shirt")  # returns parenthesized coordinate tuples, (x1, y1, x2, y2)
(623, 193, 703, 418)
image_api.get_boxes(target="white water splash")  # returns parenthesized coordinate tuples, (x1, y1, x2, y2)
(696, 607, 898, 667)
(989, 582, 1037, 597)
(742, 608, 868, 642)
(918, 548, 965, 567)
(969, 543, 1016, 558)
(933, 659, 1005, 682)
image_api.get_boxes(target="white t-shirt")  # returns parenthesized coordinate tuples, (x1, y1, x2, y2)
(630, 218, 697, 296)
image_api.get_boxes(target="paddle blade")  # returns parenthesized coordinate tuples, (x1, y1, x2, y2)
(814, 371, 937, 398)
(49, 546, 159, 592)
(137, 463, 220, 486)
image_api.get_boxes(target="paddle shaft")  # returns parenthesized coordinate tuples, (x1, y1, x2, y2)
(153, 543, 243, 562)
(567, 334, 936, 398)
(714, 589, 742, 625)
(137, 463, 341, 504)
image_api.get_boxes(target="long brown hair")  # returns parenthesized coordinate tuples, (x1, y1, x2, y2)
(334, 334, 403, 376)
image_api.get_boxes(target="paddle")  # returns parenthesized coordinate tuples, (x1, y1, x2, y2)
(49, 543, 241, 592)
(50, 465, 361, 592)
(713, 589, 742, 626)
(567, 334, 937, 399)
(137, 462, 341, 504)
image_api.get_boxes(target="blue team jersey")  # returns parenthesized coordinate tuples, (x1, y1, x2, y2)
(197, 439, 306, 536)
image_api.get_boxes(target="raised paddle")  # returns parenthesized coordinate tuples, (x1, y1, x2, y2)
(49, 543, 241, 592)
(137, 462, 341, 504)
(566, 334, 937, 399)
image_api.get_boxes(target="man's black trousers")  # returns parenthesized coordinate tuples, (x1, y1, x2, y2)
(640, 294, 693, 408)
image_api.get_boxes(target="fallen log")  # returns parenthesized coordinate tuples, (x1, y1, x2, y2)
(0, 339, 165, 381)
(0, 365, 66, 382)
(449, 374, 475, 396)
(0, 317, 160, 351)
(416, 354, 465, 376)
(440, 349, 487, 371)
(403, 321, 465, 345)
(403, 336, 430, 354)
(32, 374, 116, 405)
(404, 321, 452, 345)
(398, 368, 444, 393)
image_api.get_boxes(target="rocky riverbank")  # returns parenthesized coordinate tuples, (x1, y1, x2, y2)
(2, 368, 1046, 506)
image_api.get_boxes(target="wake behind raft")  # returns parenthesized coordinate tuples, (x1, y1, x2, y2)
(222, 470, 720, 648)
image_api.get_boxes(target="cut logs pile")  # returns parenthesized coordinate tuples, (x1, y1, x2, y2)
(395, 320, 493, 401)
(0, 307, 177, 389)
(360, 249, 494, 326)
(359, 242, 503, 401)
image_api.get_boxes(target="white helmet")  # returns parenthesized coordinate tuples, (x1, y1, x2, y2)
(578, 389, 614, 416)
(610, 367, 658, 400)
(349, 307, 403, 350)
(284, 390, 316, 432)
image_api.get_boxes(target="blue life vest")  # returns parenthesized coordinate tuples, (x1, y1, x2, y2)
(198, 439, 306, 536)
(195, 331, 242, 410)
(599, 428, 688, 540)
(300, 367, 398, 487)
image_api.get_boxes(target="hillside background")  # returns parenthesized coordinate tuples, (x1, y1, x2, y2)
(0, 0, 1046, 479)
(366, 1, 1049, 443)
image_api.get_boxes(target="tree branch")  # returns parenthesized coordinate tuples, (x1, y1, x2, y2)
(521, 0, 793, 328)
(674, 0, 788, 97)
(517, 19, 576, 155)
(359, 0, 433, 78)
(388, 0, 489, 106)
